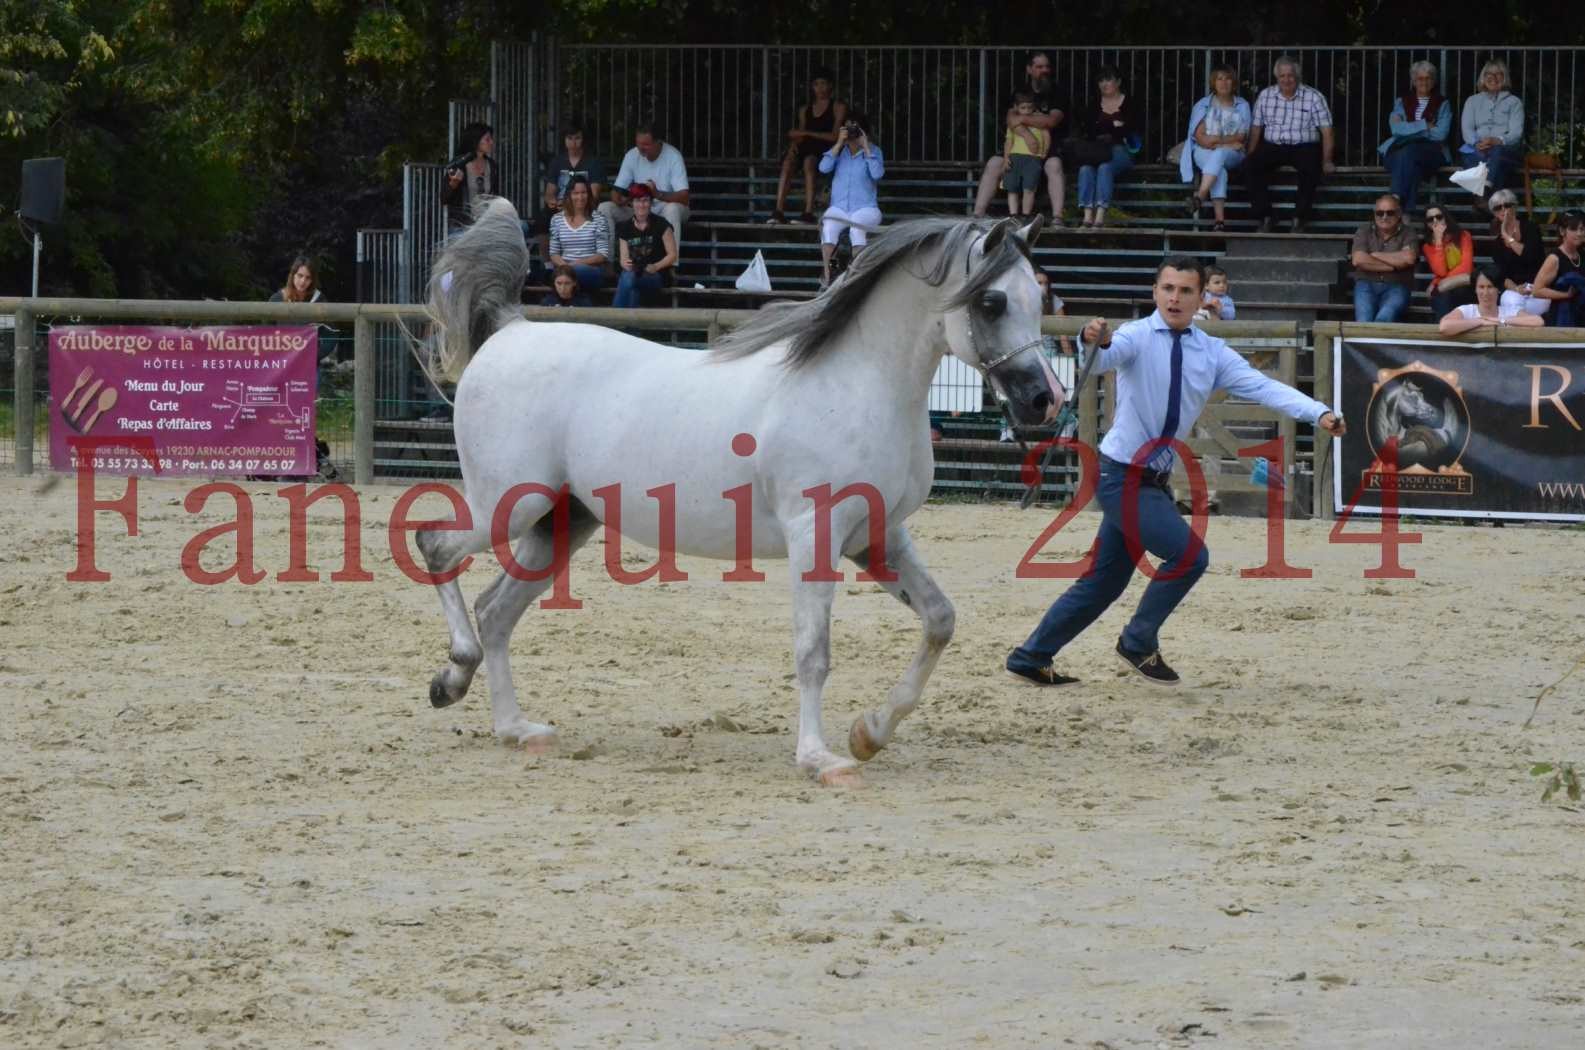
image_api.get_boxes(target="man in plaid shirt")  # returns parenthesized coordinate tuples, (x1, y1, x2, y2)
(1245, 56, 1337, 232)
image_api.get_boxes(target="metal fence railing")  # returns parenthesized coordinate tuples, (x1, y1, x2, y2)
(545, 45, 1585, 168)
(492, 38, 543, 217)
(402, 163, 448, 305)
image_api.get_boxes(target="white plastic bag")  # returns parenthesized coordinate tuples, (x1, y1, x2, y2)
(1449, 162, 1489, 198)
(735, 250, 772, 293)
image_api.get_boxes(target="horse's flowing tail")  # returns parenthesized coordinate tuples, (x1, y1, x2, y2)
(425, 197, 529, 383)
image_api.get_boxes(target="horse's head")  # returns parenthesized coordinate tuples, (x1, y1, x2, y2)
(1394, 380, 1437, 425)
(944, 217, 1065, 426)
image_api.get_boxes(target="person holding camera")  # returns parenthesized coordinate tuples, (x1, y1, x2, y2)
(442, 122, 499, 231)
(613, 184, 679, 308)
(816, 114, 884, 287)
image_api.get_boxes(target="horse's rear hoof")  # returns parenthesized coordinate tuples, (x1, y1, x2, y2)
(849, 717, 883, 762)
(819, 766, 864, 789)
(430, 673, 464, 709)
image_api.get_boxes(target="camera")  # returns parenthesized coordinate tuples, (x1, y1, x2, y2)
(843, 121, 862, 138)
(444, 149, 476, 177)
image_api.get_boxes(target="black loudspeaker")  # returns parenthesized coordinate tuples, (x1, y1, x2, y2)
(21, 157, 66, 225)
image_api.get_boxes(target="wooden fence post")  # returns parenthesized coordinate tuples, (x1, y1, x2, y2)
(13, 305, 35, 476)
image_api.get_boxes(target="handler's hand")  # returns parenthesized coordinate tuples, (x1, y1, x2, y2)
(1082, 316, 1111, 347)
(1318, 411, 1347, 435)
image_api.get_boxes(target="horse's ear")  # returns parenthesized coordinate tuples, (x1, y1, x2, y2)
(1016, 214, 1045, 246)
(980, 217, 1016, 256)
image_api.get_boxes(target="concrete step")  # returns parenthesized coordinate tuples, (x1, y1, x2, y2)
(1230, 279, 1335, 305)
(1219, 256, 1341, 284)
(1222, 233, 1352, 259)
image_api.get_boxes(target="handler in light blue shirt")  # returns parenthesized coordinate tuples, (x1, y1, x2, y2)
(1006, 257, 1346, 688)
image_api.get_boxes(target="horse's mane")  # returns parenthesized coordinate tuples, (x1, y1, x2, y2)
(711, 216, 1031, 369)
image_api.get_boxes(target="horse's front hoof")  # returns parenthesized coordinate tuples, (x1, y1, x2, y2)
(849, 717, 883, 762)
(818, 765, 864, 789)
(430, 672, 464, 708)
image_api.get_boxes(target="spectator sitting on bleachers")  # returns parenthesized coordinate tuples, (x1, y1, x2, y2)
(549, 176, 612, 293)
(614, 184, 679, 308)
(1194, 266, 1236, 321)
(817, 114, 884, 287)
(1002, 92, 1050, 220)
(972, 51, 1068, 225)
(1421, 205, 1475, 317)
(1181, 64, 1251, 232)
(442, 122, 499, 231)
(1438, 266, 1543, 333)
(1460, 59, 1525, 206)
(1351, 193, 1420, 322)
(1489, 189, 1549, 317)
(599, 123, 691, 243)
(1246, 56, 1335, 233)
(769, 69, 846, 225)
(1379, 61, 1452, 215)
(1528, 210, 1584, 326)
(541, 264, 593, 308)
(269, 255, 323, 303)
(537, 121, 607, 279)
(1072, 65, 1139, 229)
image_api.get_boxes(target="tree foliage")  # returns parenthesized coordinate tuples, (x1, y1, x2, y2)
(0, 4, 1574, 300)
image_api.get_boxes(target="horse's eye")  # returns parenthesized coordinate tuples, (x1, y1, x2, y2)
(978, 290, 1007, 318)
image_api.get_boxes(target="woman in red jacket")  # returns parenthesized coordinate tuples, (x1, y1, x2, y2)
(1421, 204, 1474, 317)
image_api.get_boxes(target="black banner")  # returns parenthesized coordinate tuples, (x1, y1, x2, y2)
(1334, 338, 1585, 522)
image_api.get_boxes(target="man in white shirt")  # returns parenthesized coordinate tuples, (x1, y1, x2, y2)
(598, 124, 692, 242)
(1006, 257, 1347, 688)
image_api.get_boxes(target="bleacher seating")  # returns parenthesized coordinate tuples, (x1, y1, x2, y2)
(634, 159, 1585, 322)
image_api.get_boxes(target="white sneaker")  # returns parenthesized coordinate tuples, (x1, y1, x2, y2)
(999, 426, 1015, 443)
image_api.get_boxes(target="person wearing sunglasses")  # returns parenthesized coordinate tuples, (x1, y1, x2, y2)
(1489, 189, 1549, 317)
(1351, 194, 1420, 322)
(1421, 206, 1475, 317)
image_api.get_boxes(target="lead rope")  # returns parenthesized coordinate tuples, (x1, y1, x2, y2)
(1019, 337, 1096, 509)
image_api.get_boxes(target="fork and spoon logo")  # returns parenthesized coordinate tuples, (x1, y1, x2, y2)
(60, 365, 120, 432)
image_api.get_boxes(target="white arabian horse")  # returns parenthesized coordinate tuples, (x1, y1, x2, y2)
(417, 198, 1063, 785)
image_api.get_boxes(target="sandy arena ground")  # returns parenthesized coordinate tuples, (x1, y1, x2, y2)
(2, 473, 1583, 1049)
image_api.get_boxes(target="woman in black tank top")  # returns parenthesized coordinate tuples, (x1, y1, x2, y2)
(769, 69, 848, 224)
(1530, 210, 1585, 325)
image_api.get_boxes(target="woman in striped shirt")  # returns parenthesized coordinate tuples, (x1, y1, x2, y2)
(549, 176, 612, 292)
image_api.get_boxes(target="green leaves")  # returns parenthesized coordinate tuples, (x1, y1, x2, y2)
(1531, 761, 1581, 805)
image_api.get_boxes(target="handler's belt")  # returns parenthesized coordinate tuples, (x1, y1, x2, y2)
(1100, 454, 1173, 492)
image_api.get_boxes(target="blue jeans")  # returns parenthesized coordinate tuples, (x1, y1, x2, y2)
(1010, 459, 1210, 665)
(570, 264, 606, 292)
(614, 270, 665, 307)
(1190, 146, 1245, 199)
(1386, 141, 1446, 213)
(1354, 279, 1411, 322)
(1461, 143, 1524, 197)
(1077, 145, 1136, 207)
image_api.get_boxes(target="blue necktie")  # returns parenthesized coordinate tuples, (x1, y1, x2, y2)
(1158, 329, 1184, 470)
